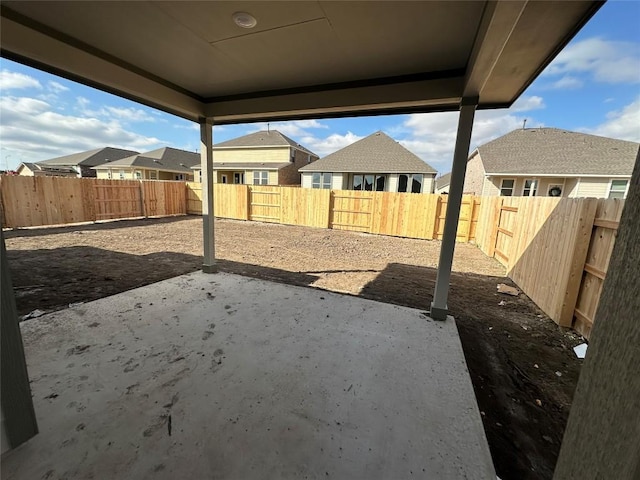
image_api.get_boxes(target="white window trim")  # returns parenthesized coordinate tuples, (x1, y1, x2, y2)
(607, 178, 630, 199)
(522, 178, 538, 197)
(500, 178, 515, 196)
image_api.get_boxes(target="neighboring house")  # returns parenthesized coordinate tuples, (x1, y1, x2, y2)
(93, 147, 199, 181)
(34, 147, 139, 177)
(435, 172, 451, 194)
(463, 128, 639, 199)
(299, 131, 437, 193)
(192, 130, 319, 185)
(16, 162, 77, 177)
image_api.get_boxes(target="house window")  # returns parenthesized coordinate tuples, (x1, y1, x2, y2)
(107, 170, 113, 179)
(352, 174, 374, 191)
(523, 179, 538, 196)
(291, 149, 296, 162)
(608, 179, 628, 199)
(119, 170, 125, 180)
(253, 171, 269, 185)
(398, 174, 422, 193)
(175, 174, 185, 181)
(500, 179, 515, 196)
(307, 154, 312, 164)
(411, 174, 423, 193)
(135, 171, 142, 180)
(312, 173, 332, 189)
(149, 171, 157, 180)
(221, 174, 228, 184)
(375, 175, 386, 192)
(234, 172, 244, 184)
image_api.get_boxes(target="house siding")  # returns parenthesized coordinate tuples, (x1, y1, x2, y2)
(575, 177, 612, 198)
(462, 151, 486, 194)
(214, 147, 290, 164)
(423, 176, 435, 194)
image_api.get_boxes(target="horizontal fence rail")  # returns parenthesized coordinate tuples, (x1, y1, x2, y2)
(2, 176, 624, 338)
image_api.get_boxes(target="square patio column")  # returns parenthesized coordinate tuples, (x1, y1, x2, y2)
(200, 117, 216, 273)
(430, 98, 477, 320)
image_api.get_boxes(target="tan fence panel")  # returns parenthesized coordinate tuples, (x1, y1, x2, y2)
(142, 181, 186, 217)
(474, 196, 502, 255)
(330, 190, 374, 232)
(1, 176, 96, 227)
(94, 179, 143, 220)
(371, 192, 439, 239)
(249, 185, 282, 223)
(573, 198, 625, 338)
(214, 184, 249, 219)
(280, 187, 330, 228)
(492, 197, 520, 265)
(508, 198, 597, 326)
(186, 182, 202, 214)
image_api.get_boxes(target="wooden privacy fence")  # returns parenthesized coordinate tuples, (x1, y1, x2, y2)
(1, 175, 186, 227)
(476, 196, 625, 339)
(3, 177, 622, 338)
(186, 183, 480, 242)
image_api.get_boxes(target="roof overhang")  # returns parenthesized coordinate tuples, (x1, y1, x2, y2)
(0, 1, 602, 124)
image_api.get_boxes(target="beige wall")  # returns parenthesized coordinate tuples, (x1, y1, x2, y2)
(575, 177, 611, 198)
(95, 168, 192, 181)
(213, 147, 290, 164)
(463, 151, 486, 194)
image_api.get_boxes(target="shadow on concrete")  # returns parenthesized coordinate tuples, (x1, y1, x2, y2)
(8, 246, 319, 317)
(359, 262, 580, 480)
(3, 215, 197, 239)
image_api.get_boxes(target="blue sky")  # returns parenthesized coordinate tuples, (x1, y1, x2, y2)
(1, 1, 638, 173)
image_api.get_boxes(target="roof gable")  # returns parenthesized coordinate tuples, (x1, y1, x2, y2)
(213, 130, 317, 157)
(299, 131, 437, 174)
(476, 128, 639, 176)
(94, 147, 199, 172)
(38, 147, 140, 167)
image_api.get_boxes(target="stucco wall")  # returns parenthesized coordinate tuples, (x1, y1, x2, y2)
(462, 151, 486, 194)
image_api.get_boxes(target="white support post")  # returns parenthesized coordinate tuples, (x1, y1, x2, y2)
(200, 118, 216, 273)
(430, 98, 478, 320)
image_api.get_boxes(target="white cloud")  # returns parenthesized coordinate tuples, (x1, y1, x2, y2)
(299, 131, 364, 157)
(550, 75, 584, 90)
(0, 95, 167, 166)
(48, 81, 69, 93)
(0, 70, 42, 90)
(247, 119, 329, 137)
(581, 97, 640, 142)
(398, 96, 545, 173)
(544, 37, 640, 84)
(104, 106, 155, 122)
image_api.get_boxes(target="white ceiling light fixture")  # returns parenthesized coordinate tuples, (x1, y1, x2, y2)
(232, 11, 257, 29)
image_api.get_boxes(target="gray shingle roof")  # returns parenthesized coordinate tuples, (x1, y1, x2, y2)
(38, 147, 139, 167)
(214, 130, 318, 157)
(19, 162, 76, 174)
(436, 172, 451, 189)
(93, 147, 199, 173)
(477, 128, 639, 176)
(299, 131, 437, 174)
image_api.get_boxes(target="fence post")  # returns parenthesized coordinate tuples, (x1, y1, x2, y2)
(139, 180, 147, 218)
(488, 198, 502, 258)
(246, 185, 251, 220)
(558, 198, 598, 327)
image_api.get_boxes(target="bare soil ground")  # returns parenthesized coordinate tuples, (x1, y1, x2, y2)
(5, 216, 584, 480)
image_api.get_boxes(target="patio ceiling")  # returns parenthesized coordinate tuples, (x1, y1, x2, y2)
(0, 1, 601, 124)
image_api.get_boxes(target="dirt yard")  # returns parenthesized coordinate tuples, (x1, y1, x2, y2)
(5, 216, 584, 480)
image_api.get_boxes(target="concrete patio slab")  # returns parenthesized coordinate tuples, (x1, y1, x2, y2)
(1, 272, 494, 479)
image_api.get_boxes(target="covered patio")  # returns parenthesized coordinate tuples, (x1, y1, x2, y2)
(3, 271, 493, 479)
(5, 2, 638, 480)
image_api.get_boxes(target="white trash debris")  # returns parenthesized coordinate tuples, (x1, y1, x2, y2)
(555, 371, 563, 377)
(498, 300, 507, 306)
(573, 343, 588, 359)
(21, 309, 46, 320)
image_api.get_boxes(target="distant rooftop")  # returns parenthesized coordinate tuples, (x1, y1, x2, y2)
(476, 128, 639, 176)
(300, 131, 437, 174)
(38, 147, 139, 168)
(93, 147, 200, 173)
(214, 130, 318, 157)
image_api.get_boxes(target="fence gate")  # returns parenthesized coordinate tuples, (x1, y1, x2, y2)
(249, 186, 282, 223)
(93, 181, 143, 220)
(330, 191, 374, 232)
(492, 199, 519, 266)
